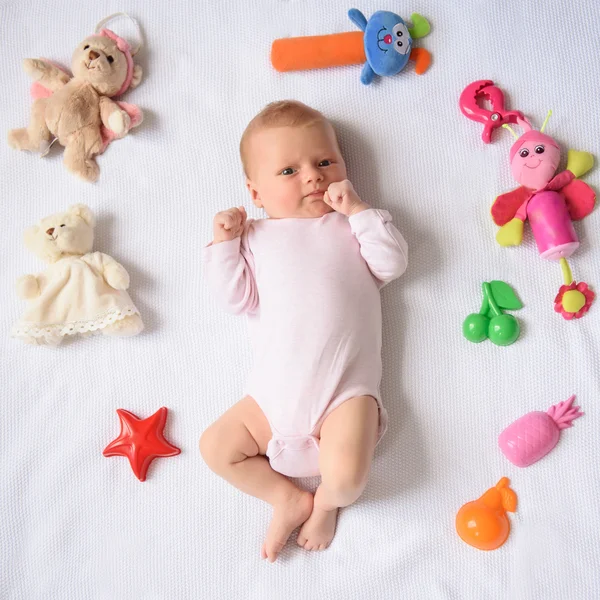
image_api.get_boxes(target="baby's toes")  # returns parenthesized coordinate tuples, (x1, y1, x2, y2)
(264, 539, 285, 562)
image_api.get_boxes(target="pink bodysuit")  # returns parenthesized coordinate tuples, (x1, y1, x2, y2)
(203, 209, 408, 477)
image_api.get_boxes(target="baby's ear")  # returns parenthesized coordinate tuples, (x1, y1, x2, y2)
(69, 204, 96, 227)
(246, 179, 262, 208)
(23, 225, 39, 252)
(130, 64, 143, 89)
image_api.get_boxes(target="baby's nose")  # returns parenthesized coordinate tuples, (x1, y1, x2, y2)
(88, 50, 100, 61)
(46, 227, 55, 236)
(306, 169, 323, 182)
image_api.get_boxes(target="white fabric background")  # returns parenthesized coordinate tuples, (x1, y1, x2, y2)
(1, 1, 599, 598)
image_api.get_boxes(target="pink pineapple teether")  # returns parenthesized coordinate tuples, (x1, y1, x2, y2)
(498, 395, 583, 467)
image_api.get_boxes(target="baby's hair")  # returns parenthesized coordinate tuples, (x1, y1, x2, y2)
(240, 100, 329, 176)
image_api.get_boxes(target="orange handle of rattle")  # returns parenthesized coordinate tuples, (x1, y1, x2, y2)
(271, 31, 365, 72)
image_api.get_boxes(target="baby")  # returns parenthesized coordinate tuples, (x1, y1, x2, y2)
(200, 101, 408, 562)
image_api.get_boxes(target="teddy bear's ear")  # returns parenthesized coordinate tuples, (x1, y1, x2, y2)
(130, 64, 143, 89)
(23, 225, 39, 251)
(69, 204, 96, 228)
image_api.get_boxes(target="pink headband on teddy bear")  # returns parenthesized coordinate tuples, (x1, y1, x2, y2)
(97, 28, 134, 96)
(94, 13, 142, 96)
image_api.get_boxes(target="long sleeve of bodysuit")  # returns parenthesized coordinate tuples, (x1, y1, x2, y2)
(202, 230, 259, 315)
(348, 208, 408, 286)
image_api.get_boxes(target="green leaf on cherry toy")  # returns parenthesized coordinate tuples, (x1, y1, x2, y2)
(489, 281, 523, 311)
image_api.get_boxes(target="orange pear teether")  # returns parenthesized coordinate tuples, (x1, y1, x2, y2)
(456, 477, 517, 550)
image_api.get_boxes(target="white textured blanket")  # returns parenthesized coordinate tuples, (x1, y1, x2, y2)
(1, 1, 599, 598)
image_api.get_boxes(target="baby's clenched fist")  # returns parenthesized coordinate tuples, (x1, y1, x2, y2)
(323, 180, 370, 217)
(213, 206, 247, 243)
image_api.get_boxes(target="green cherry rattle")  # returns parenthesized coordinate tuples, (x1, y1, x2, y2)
(463, 281, 522, 346)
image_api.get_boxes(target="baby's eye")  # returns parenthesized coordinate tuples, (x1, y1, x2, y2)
(535, 145, 545, 154)
(107, 56, 114, 64)
(84, 45, 90, 50)
(318, 160, 332, 167)
(280, 168, 295, 176)
(519, 148, 530, 158)
(60, 224, 66, 228)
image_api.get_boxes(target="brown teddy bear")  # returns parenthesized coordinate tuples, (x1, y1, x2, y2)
(12, 204, 144, 346)
(8, 28, 143, 182)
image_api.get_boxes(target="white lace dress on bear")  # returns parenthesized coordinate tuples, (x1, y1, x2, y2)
(12, 252, 140, 341)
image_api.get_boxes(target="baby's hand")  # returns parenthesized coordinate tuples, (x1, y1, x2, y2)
(213, 206, 247, 244)
(323, 180, 370, 217)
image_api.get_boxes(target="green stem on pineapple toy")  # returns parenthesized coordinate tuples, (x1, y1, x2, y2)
(560, 258, 573, 285)
(482, 282, 502, 317)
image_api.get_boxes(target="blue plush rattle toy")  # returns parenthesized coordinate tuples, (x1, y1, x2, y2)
(271, 9, 431, 85)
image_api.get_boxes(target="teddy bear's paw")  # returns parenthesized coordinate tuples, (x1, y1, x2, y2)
(82, 159, 100, 182)
(22, 58, 46, 80)
(102, 314, 144, 338)
(16, 275, 40, 300)
(7, 129, 20, 149)
(9, 128, 51, 153)
(69, 158, 100, 183)
(8, 128, 31, 151)
(105, 265, 130, 290)
(108, 110, 131, 137)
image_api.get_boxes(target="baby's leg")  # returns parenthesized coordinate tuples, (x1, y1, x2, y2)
(297, 395, 379, 550)
(200, 396, 313, 562)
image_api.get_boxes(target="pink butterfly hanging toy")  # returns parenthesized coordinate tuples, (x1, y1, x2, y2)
(460, 80, 596, 320)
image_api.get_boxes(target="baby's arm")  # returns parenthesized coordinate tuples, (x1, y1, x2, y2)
(324, 180, 408, 285)
(349, 209, 408, 285)
(203, 207, 258, 315)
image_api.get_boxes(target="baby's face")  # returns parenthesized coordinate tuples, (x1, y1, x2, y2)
(245, 122, 347, 218)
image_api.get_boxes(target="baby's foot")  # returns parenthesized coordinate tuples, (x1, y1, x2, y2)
(261, 489, 313, 563)
(296, 505, 338, 551)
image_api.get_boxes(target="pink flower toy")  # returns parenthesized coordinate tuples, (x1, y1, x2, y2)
(460, 80, 596, 320)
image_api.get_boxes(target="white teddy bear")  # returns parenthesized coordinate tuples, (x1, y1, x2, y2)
(12, 204, 144, 345)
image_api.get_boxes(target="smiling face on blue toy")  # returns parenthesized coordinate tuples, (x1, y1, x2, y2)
(349, 8, 427, 85)
(367, 11, 412, 75)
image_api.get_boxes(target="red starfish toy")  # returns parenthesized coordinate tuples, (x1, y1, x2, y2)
(103, 407, 180, 481)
